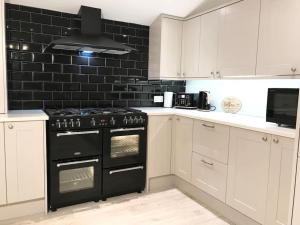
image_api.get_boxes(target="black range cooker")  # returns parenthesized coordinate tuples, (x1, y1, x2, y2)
(45, 108, 148, 211)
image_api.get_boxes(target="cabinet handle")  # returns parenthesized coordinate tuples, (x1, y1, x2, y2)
(202, 123, 215, 129)
(176, 117, 180, 121)
(177, 72, 181, 76)
(182, 73, 186, 77)
(273, 138, 279, 144)
(169, 117, 173, 121)
(201, 159, 214, 166)
(211, 71, 215, 78)
(291, 67, 297, 73)
(262, 136, 268, 142)
(8, 124, 13, 129)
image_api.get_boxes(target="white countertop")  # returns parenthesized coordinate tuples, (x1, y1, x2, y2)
(0, 110, 49, 122)
(135, 107, 297, 139)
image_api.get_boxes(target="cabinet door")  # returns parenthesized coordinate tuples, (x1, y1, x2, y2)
(198, 10, 220, 78)
(227, 128, 271, 224)
(292, 158, 300, 225)
(148, 116, 172, 178)
(192, 152, 227, 202)
(0, 0, 7, 113)
(174, 116, 193, 182)
(193, 120, 229, 164)
(181, 17, 201, 78)
(160, 18, 183, 78)
(5, 121, 45, 203)
(217, 0, 260, 77)
(257, 0, 300, 76)
(266, 137, 295, 225)
(0, 123, 6, 205)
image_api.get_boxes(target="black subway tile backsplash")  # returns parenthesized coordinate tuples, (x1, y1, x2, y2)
(6, 3, 185, 109)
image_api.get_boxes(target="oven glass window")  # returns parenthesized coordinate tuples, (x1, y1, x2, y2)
(59, 166, 94, 193)
(111, 135, 139, 158)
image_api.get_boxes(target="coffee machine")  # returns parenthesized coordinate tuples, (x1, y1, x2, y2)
(198, 91, 214, 111)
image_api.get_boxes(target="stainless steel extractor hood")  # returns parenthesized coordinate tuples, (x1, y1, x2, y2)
(44, 6, 136, 55)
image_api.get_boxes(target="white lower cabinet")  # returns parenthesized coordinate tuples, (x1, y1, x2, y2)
(265, 136, 295, 225)
(5, 121, 45, 204)
(226, 128, 271, 224)
(148, 116, 173, 178)
(192, 152, 227, 202)
(0, 123, 6, 205)
(173, 116, 193, 182)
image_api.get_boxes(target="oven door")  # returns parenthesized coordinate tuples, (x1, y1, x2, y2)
(103, 127, 147, 168)
(48, 130, 102, 160)
(48, 157, 102, 210)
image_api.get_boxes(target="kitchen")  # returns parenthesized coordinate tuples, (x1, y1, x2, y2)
(0, 0, 300, 224)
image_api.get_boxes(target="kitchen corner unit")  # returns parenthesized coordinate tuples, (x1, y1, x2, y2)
(0, 110, 48, 221)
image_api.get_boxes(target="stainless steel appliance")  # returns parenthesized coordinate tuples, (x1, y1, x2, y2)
(198, 91, 214, 111)
(45, 108, 148, 210)
(266, 88, 299, 128)
(174, 93, 197, 109)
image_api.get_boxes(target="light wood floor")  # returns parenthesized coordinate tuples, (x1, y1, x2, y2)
(4, 189, 232, 225)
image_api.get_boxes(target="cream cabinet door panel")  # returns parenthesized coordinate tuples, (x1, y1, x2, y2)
(148, 116, 172, 178)
(292, 159, 300, 225)
(227, 128, 271, 224)
(257, 0, 300, 76)
(174, 117, 193, 182)
(5, 121, 45, 204)
(0, 123, 6, 205)
(192, 153, 227, 202)
(0, 0, 7, 113)
(181, 17, 201, 78)
(198, 10, 220, 78)
(266, 137, 295, 225)
(161, 18, 183, 78)
(217, 0, 260, 77)
(193, 120, 229, 164)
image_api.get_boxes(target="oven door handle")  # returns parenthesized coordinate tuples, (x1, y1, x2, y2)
(110, 127, 145, 133)
(109, 166, 144, 175)
(57, 159, 99, 168)
(57, 130, 100, 137)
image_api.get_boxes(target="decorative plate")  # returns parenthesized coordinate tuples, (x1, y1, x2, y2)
(221, 97, 242, 114)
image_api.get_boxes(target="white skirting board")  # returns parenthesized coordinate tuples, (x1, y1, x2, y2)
(148, 175, 260, 225)
(0, 199, 45, 222)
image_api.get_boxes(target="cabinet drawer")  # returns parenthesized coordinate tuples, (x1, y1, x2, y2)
(192, 152, 227, 202)
(193, 120, 229, 164)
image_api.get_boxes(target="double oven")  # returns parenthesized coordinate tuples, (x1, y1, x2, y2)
(46, 108, 147, 211)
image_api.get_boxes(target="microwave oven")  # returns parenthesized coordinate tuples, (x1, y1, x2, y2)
(266, 88, 299, 128)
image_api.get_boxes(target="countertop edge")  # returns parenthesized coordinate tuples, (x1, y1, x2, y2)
(0, 110, 49, 122)
(138, 108, 296, 139)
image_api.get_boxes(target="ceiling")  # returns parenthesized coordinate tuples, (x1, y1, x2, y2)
(6, 0, 207, 25)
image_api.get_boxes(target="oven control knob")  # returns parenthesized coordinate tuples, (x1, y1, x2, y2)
(134, 116, 139, 124)
(56, 120, 61, 129)
(110, 117, 116, 126)
(123, 117, 128, 125)
(63, 119, 68, 128)
(69, 119, 74, 128)
(91, 118, 96, 127)
(139, 116, 145, 124)
(76, 119, 81, 127)
(129, 116, 134, 125)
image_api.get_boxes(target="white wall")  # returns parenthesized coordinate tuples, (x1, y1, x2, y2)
(186, 79, 300, 118)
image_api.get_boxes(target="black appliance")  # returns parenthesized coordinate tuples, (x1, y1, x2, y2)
(266, 88, 299, 128)
(174, 93, 197, 109)
(44, 6, 135, 55)
(45, 108, 148, 210)
(198, 91, 215, 111)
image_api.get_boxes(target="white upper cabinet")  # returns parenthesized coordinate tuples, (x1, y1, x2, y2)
(227, 128, 271, 224)
(173, 116, 193, 182)
(198, 10, 220, 79)
(217, 0, 260, 78)
(0, 123, 6, 206)
(265, 136, 295, 225)
(148, 116, 173, 178)
(181, 17, 201, 78)
(5, 121, 45, 204)
(257, 0, 300, 76)
(149, 16, 183, 80)
(0, 0, 7, 114)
